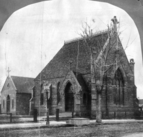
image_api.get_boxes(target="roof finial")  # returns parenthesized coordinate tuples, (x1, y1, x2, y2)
(111, 16, 119, 33)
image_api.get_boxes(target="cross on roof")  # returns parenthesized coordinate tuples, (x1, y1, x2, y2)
(111, 16, 119, 24)
(111, 16, 119, 32)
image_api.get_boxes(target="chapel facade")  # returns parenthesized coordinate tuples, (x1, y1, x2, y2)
(1, 76, 34, 115)
(33, 18, 138, 119)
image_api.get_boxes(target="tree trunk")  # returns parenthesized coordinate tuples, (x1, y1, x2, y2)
(96, 93, 102, 123)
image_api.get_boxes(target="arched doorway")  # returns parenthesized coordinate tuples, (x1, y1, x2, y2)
(65, 82, 74, 112)
(7, 95, 10, 113)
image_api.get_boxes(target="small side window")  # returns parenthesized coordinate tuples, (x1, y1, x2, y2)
(57, 82, 60, 105)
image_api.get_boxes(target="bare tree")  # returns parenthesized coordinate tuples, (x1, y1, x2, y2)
(79, 16, 125, 123)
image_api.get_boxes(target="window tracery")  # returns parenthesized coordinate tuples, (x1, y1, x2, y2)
(114, 68, 124, 105)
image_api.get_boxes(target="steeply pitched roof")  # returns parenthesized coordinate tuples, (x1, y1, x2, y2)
(35, 31, 108, 80)
(11, 76, 34, 94)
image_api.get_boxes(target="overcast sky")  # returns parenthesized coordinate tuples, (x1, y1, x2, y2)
(0, 0, 143, 98)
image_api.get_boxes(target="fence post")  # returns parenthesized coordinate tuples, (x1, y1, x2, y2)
(33, 108, 38, 122)
(46, 109, 49, 125)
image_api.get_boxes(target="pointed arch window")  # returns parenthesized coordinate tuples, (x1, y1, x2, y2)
(114, 68, 124, 105)
(40, 84, 44, 105)
(57, 82, 60, 105)
(7, 95, 10, 113)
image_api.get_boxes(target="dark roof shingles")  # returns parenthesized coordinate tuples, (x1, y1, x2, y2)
(36, 32, 108, 80)
(11, 76, 34, 93)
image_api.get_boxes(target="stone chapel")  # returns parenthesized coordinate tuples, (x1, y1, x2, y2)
(33, 17, 138, 119)
(1, 76, 34, 115)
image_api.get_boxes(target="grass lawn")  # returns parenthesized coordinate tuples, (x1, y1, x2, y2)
(0, 122, 143, 137)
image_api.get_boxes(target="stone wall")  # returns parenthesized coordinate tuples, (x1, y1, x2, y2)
(16, 93, 31, 115)
(34, 78, 63, 116)
(34, 32, 137, 119)
(90, 78, 137, 119)
(89, 33, 137, 119)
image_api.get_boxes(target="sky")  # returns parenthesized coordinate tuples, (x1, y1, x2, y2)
(0, 0, 143, 98)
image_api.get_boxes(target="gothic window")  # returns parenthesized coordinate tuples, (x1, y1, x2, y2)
(47, 84, 52, 109)
(40, 84, 44, 105)
(57, 82, 60, 105)
(7, 95, 10, 113)
(114, 68, 124, 105)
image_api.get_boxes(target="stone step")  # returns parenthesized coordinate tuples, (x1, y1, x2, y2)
(66, 118, 90, 126)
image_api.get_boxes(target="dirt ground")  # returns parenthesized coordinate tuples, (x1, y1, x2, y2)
(0, 122, 143, 137)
